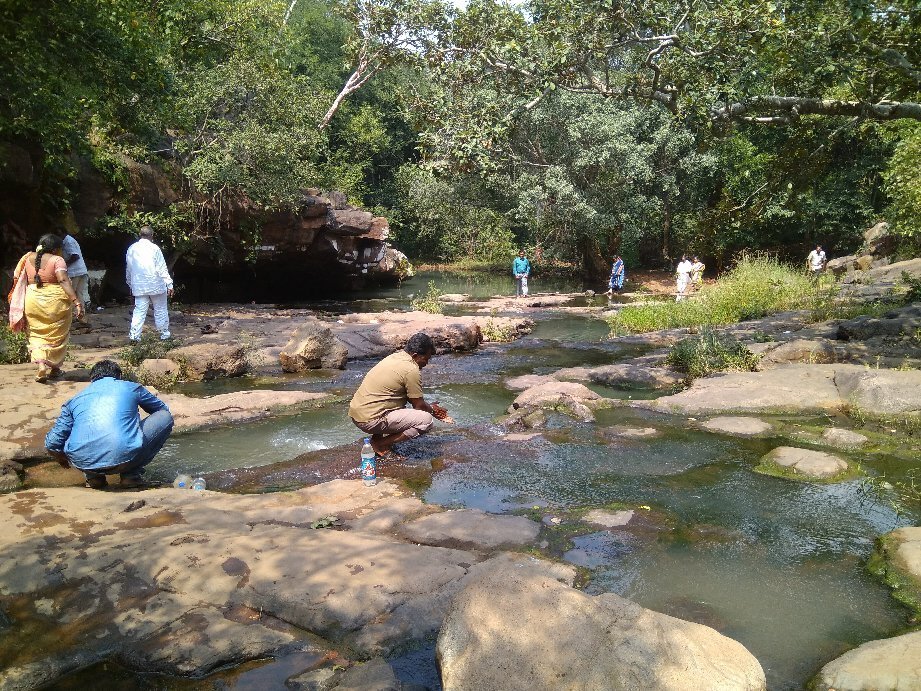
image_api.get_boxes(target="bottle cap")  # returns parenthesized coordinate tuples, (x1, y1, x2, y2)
(364, 437, 370, 443)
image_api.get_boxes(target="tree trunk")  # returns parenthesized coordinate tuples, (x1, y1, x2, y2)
(661, 193, 672, 263)
(579, 235, 609, 285)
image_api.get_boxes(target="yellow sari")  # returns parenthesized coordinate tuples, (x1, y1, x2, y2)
(24, 282, 72, 369)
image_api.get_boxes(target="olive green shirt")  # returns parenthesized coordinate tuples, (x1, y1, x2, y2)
(348, 350, 423, 423)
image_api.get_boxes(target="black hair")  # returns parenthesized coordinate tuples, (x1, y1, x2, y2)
(139, 226, 154, 239)
(90, 360, 123, 382)
(33, 233, 63, 288)
(404, 332, 436, 357)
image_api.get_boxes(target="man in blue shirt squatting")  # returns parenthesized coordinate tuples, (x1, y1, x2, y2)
(45, 359, 174, 489)
(512, 249, 531, 298)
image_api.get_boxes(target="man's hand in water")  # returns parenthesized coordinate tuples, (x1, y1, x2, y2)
(431, 402, 454, 423)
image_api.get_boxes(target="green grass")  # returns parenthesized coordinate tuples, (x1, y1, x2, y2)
(0, 323, 29, 364)
(666, 329, 760, 380)
(609, 253, 833, 335)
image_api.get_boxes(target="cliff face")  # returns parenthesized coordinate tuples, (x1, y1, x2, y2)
(0, 142, 411, 301)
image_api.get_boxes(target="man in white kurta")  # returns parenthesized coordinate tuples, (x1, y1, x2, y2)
(126, 226, 174, 341)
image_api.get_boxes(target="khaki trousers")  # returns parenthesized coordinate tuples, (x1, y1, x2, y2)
(352, 408, 434, 439)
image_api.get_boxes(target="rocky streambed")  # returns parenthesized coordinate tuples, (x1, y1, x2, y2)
(2, 263, 921, 690)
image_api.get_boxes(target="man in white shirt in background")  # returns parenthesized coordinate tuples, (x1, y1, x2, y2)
(126, 226, 174, 342)
(62, 229, 90, 324)
(806, 244, 827, 279)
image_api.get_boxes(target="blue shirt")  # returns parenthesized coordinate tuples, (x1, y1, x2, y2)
(513, 257, 531, 276)
(45, 378, 169, 470)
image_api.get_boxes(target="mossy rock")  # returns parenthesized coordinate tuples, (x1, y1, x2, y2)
(867, 529, 921, 619)
(753, 446, 861, 484)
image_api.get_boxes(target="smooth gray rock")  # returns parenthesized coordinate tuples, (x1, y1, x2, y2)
(583, 509, 634, 527)
(702, 416, 772, 436)
(760, 446, 848, 479)
(812, 630, 921, 691)
(334, 658, 400, 691)
(588, 363, 685, 389)
(835, 367, 921, 414)
(437, 553, 766, 691)
(821, 427, 868, 449)
(399, 509, 540, 549)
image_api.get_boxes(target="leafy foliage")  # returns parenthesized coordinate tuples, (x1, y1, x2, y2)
(666, 330, 760, 380)
(410, 281, 444, 314)
(118, 333, 179, 367)
(884, 123, 921, 248)
(0, 324, 29, 365)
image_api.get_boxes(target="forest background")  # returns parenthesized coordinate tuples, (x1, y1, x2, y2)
(2, 0, 920, 279)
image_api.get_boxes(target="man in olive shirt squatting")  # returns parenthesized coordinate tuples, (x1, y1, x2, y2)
(348, 332, 449, 461)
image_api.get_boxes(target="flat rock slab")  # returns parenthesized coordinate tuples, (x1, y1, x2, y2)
(813, 630, 921, 691)
(821, 427, 869, 449)
(645, 364, 842, 415)
(702, 416, 772, 436)
(834, 367, 921, 414)
(0, 481, 484, 687)
(437, 553, 765, 691)
(602, 425, 660, 439)
(588, 363, 685, 389)
(504, 374, 556, 391)
(760, 446, 848, 479)
(583, 509, 634, 527)
(162, 390, 329, 432)
(399, 509, 540, 550)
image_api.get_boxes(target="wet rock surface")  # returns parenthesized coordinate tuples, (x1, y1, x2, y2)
(398, 509, 540, 550)
(758, 446, 849, 480)
(701, 416, 772, 436)
(436, 553, 766, 691)
(165, 342, 248, 380)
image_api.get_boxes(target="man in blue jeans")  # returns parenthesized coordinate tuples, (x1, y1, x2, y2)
(46, 360, 174, 489)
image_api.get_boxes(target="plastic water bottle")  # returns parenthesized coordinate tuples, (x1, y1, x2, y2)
(191, 477, 207, 491)
(174, 473, 192, 489)
(360, 438, 377, 486)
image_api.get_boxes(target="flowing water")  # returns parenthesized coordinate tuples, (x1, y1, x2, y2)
(153, 288, 916, 690)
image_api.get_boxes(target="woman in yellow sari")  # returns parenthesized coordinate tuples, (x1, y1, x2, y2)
(12, 234, 84, 382)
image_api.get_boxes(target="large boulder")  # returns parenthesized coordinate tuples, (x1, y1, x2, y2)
(279, 323, 349, 371)
(759, 339, 838, 367)
(860, 221, 897, 259)
(437, 553, 766, 691)
(166, 342, 247, 381)
(836, 304, 921, 343)
(834, 367, 921, 414)
(702, 416, 772, 436)
(812, 630, 921, 691)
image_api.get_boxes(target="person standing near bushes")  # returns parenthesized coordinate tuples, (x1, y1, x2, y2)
(126, 225, 174, 342)
(10, 234, 84, 382)
(512, 249, 531, 298)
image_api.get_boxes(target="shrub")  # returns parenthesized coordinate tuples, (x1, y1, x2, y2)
(0, 324, 29, 364)
(609, 253, 826, 335)
(481, 317, 518, 342)
(411, 281, 444, 314)
(118, 332, 179, 366)
(666, 329, 760, 380)
(901, 271, 921, 304)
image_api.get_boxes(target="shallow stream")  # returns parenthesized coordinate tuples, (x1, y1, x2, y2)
(152, 285, 917, 690)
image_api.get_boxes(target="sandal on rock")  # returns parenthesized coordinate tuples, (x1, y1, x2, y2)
(35, 366, 51, 383)
(84, 477, 109, 490)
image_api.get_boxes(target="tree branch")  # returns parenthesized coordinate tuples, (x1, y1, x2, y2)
(712, 96, 921, 122)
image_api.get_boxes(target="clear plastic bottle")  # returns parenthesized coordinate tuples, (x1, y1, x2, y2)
(360, 438, 376, 486)
(191, 477, 207, 491)
(174, 473, 192, 489)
